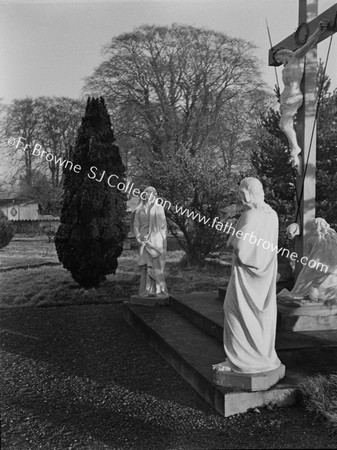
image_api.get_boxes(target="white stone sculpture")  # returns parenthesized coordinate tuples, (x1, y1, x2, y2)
(214, 178, 283, 378)
(273, 20, 328, 173)
(286, 222, 300, 240)
(130, 186, 168, 299)
(279, 218, 337, 303)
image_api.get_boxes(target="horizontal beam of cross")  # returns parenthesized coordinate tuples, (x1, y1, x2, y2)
(268, 2, 337, 66)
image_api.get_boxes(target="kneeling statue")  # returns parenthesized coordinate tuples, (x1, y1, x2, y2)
(279, 218, 337, 303)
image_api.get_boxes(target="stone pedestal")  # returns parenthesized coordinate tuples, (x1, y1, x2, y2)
(213, 364, 286, 392)
(130, 294, 169, 306)
(277, 298, 337, 331)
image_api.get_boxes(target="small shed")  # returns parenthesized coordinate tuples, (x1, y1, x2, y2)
(0, 192, 39, 221)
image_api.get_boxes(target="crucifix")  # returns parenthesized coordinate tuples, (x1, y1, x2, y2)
(268, 0, 337, 278)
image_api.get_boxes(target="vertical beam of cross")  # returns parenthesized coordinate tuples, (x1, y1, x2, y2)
(294, 0, 318, 278)
(269, 2, 337, 280)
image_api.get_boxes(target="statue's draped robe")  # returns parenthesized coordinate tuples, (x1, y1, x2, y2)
(224, 205, 281, 373)
(131, 203, 168, 295)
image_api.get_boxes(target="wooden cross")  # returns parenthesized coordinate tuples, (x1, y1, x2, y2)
(268, 0, 337, 278)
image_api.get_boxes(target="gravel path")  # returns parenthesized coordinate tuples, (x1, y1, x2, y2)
(0, 303, 336, 449)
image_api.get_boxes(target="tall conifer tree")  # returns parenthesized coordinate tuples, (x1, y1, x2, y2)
(55, 97, 127, 288)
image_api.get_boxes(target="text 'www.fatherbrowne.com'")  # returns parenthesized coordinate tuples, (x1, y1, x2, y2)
(174, 205, 328, 274)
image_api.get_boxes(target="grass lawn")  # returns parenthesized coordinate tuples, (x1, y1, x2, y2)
(0, 238, 59, 270)
(0, 239, 231, 308)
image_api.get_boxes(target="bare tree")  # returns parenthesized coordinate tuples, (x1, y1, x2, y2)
(4, 97, 44, 186)
(2, 97, 83, 215)
(84, 25, 268, 168)
(83, 24, 271, 262)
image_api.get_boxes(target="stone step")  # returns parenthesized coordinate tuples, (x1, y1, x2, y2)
(277, 301, 337, 331)
(170, 293, 337, 352)
(218, 287, 227, 302)
(170, 292, 223, 342)
(218, 282, 295, 303)
(123, 301, 297, 417)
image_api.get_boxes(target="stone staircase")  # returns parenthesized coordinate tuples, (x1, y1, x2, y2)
(123, 291, 337, 417)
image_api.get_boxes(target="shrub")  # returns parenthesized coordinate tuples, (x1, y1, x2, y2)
(299, 374, 337, 433)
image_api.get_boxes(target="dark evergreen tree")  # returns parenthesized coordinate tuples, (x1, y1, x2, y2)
(55, 97, 127, 288)
(0, 210, 15, 249)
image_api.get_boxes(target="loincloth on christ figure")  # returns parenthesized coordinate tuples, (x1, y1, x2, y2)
(280, 92, 303, 110)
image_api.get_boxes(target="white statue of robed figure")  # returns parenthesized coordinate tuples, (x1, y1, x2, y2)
(214, 178, 282, 376)
(130, 186, 168, 299)
(279, 218, 337, 303)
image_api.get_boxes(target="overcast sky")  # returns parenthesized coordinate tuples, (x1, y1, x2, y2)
(0, 0, 335, 181)
(1, 0, 336, 104)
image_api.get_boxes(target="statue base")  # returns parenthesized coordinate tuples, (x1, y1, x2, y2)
(277, 297, 337, 331)
(130, 294, 169, 306)
(212, 364, 286, 392)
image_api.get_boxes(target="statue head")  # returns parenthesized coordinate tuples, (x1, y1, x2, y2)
(311, 218, 330, 236)
(286, 223, 300, 240)
(273, 47, 293, 65)
(239, 177, 265, 208)
(132, 186, 158, 215)
(143, 186, 157, 204)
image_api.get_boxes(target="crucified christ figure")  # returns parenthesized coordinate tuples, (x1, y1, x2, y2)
(273, 20, 328, 173)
